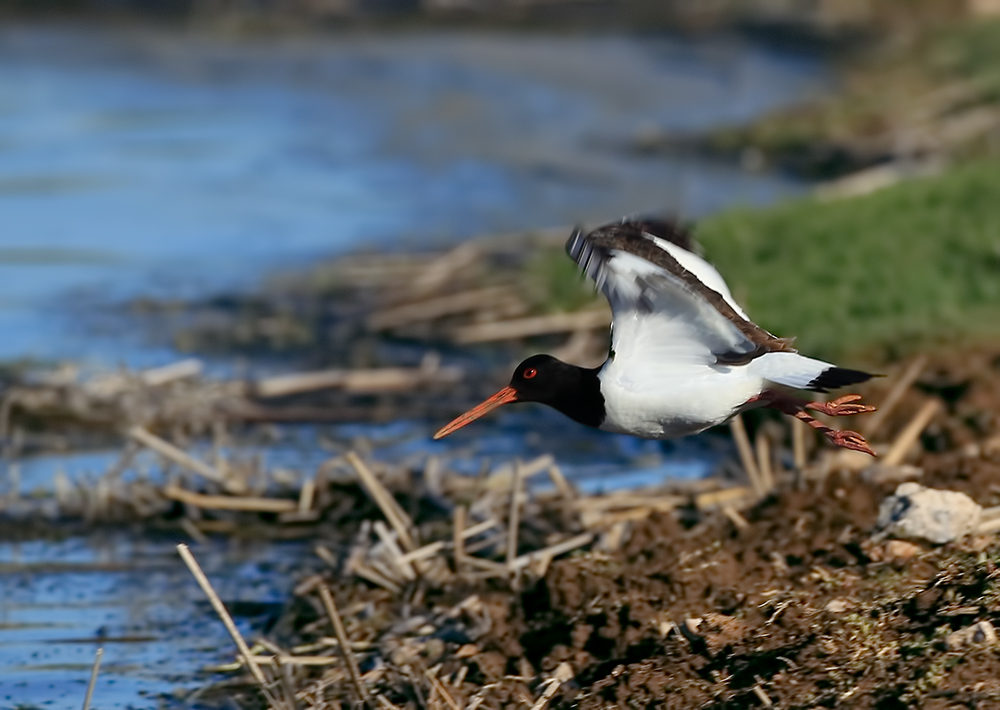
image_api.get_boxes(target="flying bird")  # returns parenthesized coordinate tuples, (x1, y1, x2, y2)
(434, 219, 876, 455)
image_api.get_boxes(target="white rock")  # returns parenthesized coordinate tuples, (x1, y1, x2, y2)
(876, 483, 982, 544)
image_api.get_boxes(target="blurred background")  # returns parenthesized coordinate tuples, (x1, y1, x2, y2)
(2, 1, 1000, 707)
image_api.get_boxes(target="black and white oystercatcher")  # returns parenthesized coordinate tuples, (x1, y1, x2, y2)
(434, 220, 877, 455)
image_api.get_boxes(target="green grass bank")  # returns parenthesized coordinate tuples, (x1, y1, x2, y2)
(693, 159, 1000, 361)
(708, 16, 1000, 178)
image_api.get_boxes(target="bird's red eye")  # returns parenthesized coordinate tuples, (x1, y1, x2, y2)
(523, 367, 537, 379)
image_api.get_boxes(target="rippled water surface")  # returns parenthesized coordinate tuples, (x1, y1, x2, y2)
(0, 23, 827, 708)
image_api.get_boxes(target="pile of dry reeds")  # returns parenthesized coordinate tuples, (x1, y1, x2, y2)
(0, 355, 471, 446)
(136, 227, 610, 368)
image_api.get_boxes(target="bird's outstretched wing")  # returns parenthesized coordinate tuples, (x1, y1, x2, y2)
(566, 220, 795, 367)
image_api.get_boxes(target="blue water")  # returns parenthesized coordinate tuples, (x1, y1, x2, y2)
(0, 534, 312, 707)
(0, 23, 828, 709)
(0, 24, 826, 366)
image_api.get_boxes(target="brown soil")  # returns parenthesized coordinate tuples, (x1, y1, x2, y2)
(485, 487, 1000, 709)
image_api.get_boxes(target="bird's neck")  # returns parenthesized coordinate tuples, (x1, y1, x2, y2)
(546, 362, 606, 429)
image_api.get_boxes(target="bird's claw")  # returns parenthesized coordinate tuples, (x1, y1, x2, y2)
(810, 394, 876, 417)
(827, 429, 876, 457)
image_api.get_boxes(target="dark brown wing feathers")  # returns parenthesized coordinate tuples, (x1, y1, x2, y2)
(617, 218, 699, 254)
(566, 221, 796, 365)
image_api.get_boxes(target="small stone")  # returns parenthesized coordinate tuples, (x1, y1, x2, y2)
(945, 620, 998, 650)
(876, 483, 982, 544)
(825, 598, 851, 613)
(885, 540, 922, 559)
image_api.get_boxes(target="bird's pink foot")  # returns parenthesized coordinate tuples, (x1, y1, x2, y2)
(754, 389, 878, 458)
(807, 394, 876, 417)
(826, 428, 876, 457)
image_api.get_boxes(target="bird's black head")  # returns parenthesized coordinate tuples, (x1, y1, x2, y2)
(433, 354, 604, 439)
(508, 354, 583, 405)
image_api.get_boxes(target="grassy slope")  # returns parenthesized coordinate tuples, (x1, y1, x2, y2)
(710, 17, 1000, 177)
(695, 159, 1000, 361)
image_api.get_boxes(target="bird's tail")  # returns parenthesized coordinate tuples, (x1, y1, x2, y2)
(749, 352, 874, 393)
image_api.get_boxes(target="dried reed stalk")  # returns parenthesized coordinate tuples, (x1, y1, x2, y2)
(529, 662, 574, 710)
(752, 683, 774, 707)
(176, 544, 273, 693)
(255, 365, 462, 398)
(353, 563, 402, 594)
(792, 420, 808, 470)
(298, 476, 315, 513)
(695, 486, 753, 511)
(976, 514, 1000, 536)
(506, 461, 524, 568)
(509, 532, 593, 572)
(409, 241, 482, 296)
(368, 285, 513, 330)
(179, 518, 209, 544)
(426, 669, 463, 710)
(164, 485, 297, 513)
(722, 505, 749, 530)
(373, 521, 416, 581)
(319, 584, 373, 709)
(581, 506, 661, 528)
(486, 454, 555, 489)
(460, 555, 509, 573)
(347, 452, 416, 551)
(453, 308, 610, 344)
(398, 540, 446, 566)
(729, 417, 763, 496)
(129, 426, 235, 490)
(863, 355, 927, 438)
(82, 647, 103, 710)
(140, 358, 203, 386)
(375, 695, 403, 710)
(755, 431, 774, 493)
(883, 399, 942, 466)
(395, 518, 497, 566)
(547, 463, 576, 501)
(453, 505, 466, 573)
(574, 493, 684, 512)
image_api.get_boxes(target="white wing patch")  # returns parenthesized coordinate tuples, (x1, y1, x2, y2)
(599, 248, 758, 377)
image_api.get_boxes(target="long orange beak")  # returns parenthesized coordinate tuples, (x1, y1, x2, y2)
(433, 386, 518, 439)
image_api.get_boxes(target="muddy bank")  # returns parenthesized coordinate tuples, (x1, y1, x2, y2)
(173, 347, 1000, 709)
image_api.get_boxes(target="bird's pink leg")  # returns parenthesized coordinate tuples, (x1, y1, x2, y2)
(748, 390, 877, 457)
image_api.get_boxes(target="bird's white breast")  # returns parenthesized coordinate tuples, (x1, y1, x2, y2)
(597, 356, 765, 439)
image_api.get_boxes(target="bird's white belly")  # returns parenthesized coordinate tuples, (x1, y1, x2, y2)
(597, 363, 763, 439)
